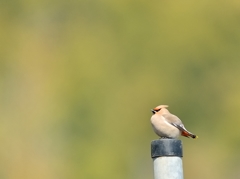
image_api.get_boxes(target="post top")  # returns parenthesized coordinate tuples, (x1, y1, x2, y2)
(151, 139, 183, 158)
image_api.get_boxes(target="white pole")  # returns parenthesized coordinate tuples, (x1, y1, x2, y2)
(151, 139, 183, 179)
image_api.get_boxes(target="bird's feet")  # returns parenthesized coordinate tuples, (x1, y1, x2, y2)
(160, 137, 172, 139)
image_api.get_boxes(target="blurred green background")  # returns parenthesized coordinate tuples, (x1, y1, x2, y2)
(1, 0, 240, 179)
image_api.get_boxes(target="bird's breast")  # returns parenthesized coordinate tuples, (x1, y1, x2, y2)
(150, 115, 180, 138)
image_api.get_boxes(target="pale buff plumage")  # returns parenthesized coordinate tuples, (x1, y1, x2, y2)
(150, 105, 197, 139)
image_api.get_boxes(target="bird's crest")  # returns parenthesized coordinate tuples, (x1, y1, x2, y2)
(153, 105, 169, 111)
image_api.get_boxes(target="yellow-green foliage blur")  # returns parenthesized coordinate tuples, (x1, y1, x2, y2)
(1, 0, 240, 179)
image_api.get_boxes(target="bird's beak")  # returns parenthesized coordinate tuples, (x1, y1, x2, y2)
(151, 109, 156, 114)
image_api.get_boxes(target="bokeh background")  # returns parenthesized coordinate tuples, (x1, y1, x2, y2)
(1, 0, 240, 179)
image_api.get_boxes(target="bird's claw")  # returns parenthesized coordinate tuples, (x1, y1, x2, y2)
(160, 137, 172, 139)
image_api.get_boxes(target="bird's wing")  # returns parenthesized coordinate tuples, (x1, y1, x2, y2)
(162, 114, 187, 131)
(162, 113, 182, 125)
(171, 123, 187, 132)
(162, 114, 197, 138)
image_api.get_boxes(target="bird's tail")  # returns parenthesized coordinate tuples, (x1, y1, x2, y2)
(172, 123, 198, 139)
(181, 130, 198, 139)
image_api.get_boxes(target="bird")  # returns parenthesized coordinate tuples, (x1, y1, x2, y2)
(150, 105, 198, 139)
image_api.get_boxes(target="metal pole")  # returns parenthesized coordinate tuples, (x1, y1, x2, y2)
(151, 139, 183, 179)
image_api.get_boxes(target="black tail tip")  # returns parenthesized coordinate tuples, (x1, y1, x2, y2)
(192, 135, 198, 139)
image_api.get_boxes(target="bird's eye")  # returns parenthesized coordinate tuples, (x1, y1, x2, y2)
(156, 109, 161, 112)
